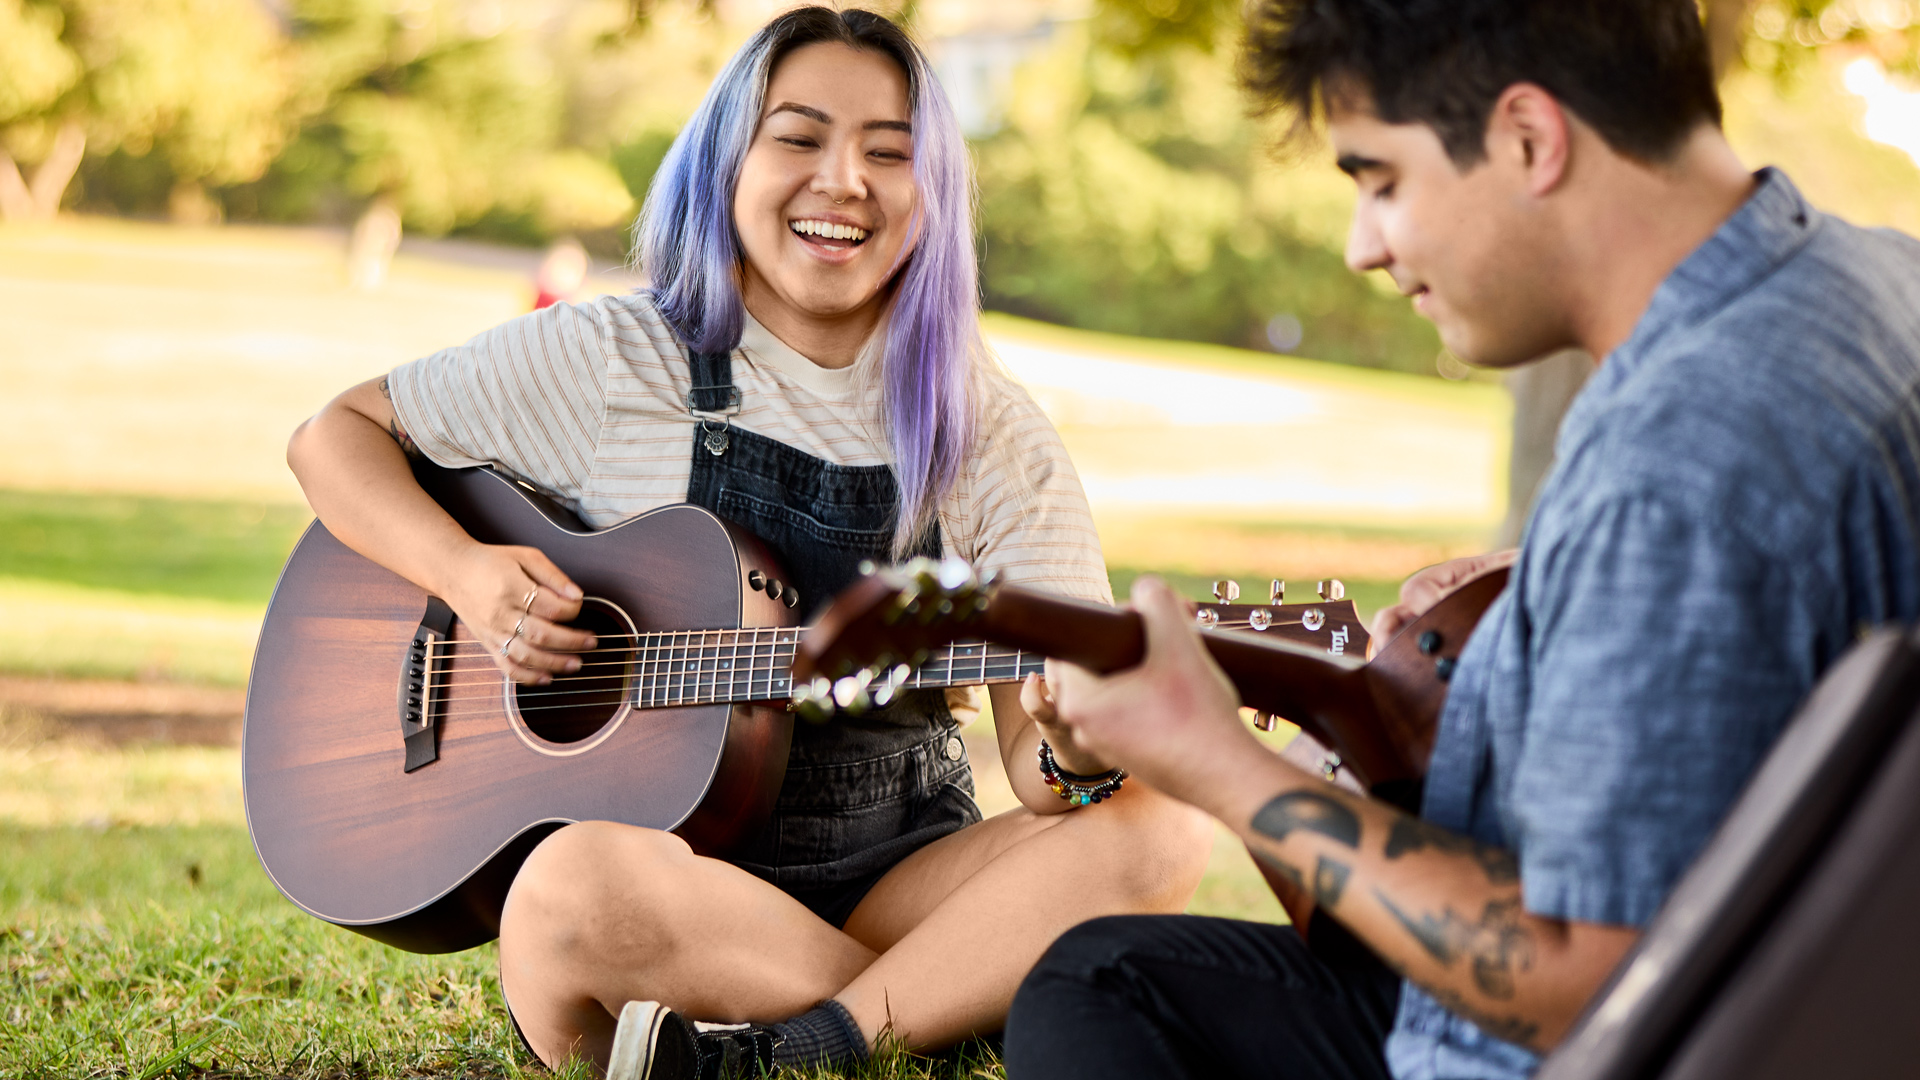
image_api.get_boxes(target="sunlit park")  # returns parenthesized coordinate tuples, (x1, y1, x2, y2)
(3, 0, 1920, 1076)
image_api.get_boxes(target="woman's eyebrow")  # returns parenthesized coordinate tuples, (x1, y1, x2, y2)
(764, 102, 911, 134)
(767, 102, 832, 123)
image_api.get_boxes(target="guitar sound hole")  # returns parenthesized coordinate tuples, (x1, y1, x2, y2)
(514, 598, 636, 744)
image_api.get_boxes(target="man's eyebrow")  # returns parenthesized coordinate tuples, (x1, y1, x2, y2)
(1336, 153, 1387, 177)
(767, 102, 831, 123)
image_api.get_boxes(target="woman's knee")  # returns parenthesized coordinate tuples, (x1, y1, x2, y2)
(1083, 789, 1215, 903)
(500, 821, 694, 958)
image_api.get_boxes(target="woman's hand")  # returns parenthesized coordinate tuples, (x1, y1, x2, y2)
(1019, 672, 1112, 775)
(441, 542, 595, 685)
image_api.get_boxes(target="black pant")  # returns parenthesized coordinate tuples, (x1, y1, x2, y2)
(1005, 914, 1401, 1080)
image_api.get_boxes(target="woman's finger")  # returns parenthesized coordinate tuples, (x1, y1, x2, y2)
(515, 547, 584, 607)
(1020, 672, 1056, 723)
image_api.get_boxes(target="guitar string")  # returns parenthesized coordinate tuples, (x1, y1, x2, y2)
(415, 614, 1331, 660)
(414, 641, 1025, 688)
(414, 661, 1047, 722)
(413, 610, 1342, 653)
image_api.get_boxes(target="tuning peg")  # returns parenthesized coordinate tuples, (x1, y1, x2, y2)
(1212, 579, 1240, 603)
(1252, 711, 1277, 732)
(1248, 609, 1272, 631)
(1195, 608, 1219, 628)
(1302, 608, 1325, 632)
(1270, 579, 1285, 604)
(1317, 579, 1345, 602)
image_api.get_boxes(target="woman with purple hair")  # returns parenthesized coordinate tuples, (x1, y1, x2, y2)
(287, 7, 1211, 1078)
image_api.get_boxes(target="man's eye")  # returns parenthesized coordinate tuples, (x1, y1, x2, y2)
(1374, 182, 1396, 201)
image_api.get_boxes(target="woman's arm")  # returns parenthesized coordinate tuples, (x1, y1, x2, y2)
(286, 375, 594, 683)
(985, 679, 1125, 816)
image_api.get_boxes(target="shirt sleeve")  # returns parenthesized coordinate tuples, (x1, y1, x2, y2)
(387, 299, 614, 508)
(946, 379, 1113, 605)
(1510, 492, 1811, 927)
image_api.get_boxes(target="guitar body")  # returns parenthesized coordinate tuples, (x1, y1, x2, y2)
(242, 465, 794, 953)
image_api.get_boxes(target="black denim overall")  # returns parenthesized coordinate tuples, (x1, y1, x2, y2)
(685, 349, 981, 928)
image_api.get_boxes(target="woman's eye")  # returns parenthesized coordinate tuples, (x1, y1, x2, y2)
(870, 149, 908, 163)
(776, 136, 817, 149)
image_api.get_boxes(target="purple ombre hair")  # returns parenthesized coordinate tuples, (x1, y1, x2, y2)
(635, 7, 983, 553)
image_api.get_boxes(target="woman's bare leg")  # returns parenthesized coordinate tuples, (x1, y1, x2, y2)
(497, 821, 876, 1068)
(834, 783, 1213, 1048)
(498, 786, 1212, 1067)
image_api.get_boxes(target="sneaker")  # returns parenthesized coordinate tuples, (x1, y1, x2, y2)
(606, 1000, 780, 1080)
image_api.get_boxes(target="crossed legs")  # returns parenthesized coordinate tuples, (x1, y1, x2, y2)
(497, 785, 1213, 1069)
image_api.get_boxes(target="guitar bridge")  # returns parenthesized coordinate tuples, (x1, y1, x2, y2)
(399, 597, 455, 772)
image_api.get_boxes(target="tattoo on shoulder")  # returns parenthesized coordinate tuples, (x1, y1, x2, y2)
(1384, 817, 1519, 884)
(1251, 791, 1362, 849)
(378, 376, 392, 400)
(1374, 888, 1536, 1001)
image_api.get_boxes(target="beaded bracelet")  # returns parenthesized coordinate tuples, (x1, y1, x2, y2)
(1037, 739, 1128, 806)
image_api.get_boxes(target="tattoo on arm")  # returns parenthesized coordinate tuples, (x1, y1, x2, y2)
(1374, 889, 1537, 1000)
(1384, 817, 1519, 884)
(1251, 791, 1362, 848)
(1312, 856, 1351, 906)
(379, 379, 420, 456)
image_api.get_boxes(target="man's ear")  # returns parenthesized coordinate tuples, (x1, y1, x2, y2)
(1485, 83, 1571, 196)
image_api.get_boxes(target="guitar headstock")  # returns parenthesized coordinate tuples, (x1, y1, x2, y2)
(1192, 577, 1368, 659)
(791, 557, 995, 720)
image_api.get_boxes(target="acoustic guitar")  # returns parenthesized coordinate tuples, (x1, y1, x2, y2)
(792, 558, 1509, 931)
(795, 558, 1509, 802)
(241, 461, 1366, 953)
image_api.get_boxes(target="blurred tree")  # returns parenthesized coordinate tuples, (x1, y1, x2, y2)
(0, 0, 292, 224)
(974, 6, 1442, 373)
(232, 0, 633, 279)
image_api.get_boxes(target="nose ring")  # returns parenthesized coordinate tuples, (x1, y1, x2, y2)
(834, 196, 846, 204)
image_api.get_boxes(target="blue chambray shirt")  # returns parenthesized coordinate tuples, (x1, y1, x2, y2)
(1385, 170, 1920, 1079)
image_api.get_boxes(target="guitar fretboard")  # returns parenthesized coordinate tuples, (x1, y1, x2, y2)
(628, 628, 1042, 708)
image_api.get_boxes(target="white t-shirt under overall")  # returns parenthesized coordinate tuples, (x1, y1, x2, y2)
(388, 292, 1112, 607)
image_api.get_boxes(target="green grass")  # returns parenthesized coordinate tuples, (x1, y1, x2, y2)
(0, 490, 308, 606)
(0, 822, 1010, 1079)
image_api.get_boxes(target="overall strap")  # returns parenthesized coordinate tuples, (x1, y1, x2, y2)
(686, 348, 740, 416)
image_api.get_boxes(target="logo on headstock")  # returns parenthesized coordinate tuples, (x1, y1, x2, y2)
(1330, 627, 1350, 656)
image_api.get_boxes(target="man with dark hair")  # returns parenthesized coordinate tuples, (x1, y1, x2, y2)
(1004, 2, 1920, 1079)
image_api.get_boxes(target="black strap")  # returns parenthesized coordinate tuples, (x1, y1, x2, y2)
(687, 348, 739, 414)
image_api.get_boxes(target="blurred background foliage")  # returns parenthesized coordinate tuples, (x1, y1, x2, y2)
(2, 0, 1918, 375)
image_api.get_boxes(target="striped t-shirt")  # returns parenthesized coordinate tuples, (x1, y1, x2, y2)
(388, 292, 1111, 606)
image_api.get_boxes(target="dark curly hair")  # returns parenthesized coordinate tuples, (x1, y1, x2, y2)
(1240, 0, 1723, 166)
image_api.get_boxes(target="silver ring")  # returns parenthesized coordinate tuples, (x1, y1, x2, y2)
(499, 636, 515, 659)
(511, 614, 529, 639)
(521, 587, 539, 615)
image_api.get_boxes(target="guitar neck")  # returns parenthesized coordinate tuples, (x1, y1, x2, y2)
(627, 629, 1041, 709)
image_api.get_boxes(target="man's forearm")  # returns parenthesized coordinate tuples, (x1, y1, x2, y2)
(1207, 753, 1634, 1052)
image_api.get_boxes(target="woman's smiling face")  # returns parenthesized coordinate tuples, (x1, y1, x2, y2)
(733, 42, 917, 337)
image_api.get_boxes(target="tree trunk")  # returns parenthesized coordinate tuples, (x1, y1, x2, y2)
(1705, 0, 1757, 80)
(0, 149, 34, 222)
(27, 122, 85, 218)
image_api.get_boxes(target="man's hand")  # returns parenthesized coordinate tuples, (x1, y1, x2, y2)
(1041, 575, 1261, 812)
(1370, 550, 1518, 646)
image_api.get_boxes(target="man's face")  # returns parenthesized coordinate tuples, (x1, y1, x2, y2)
(1328, 94, 1567, 369)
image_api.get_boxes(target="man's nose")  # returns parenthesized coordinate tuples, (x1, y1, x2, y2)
(1345, 204, 1390, 275)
